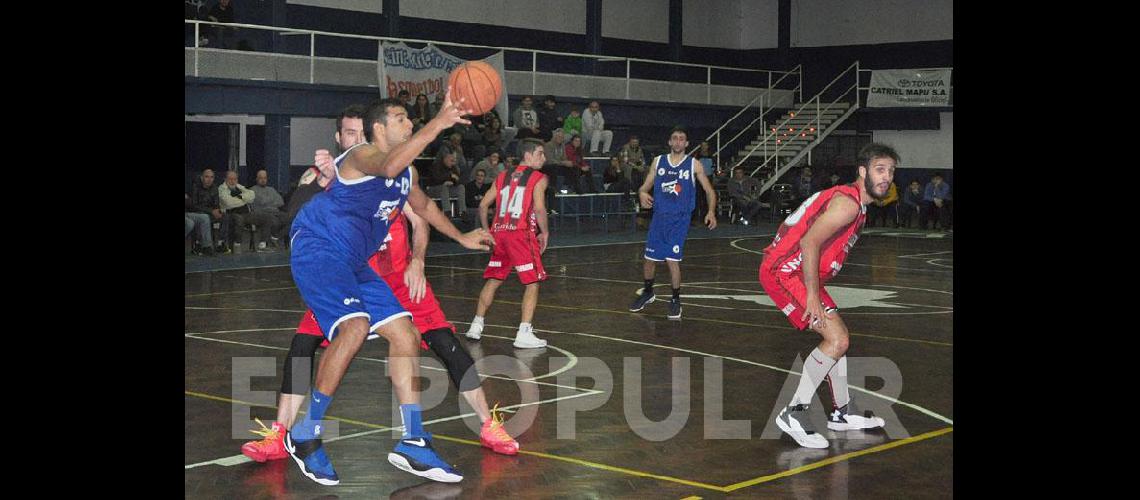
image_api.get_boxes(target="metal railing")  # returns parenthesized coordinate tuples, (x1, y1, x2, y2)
(186, 20, 798, 104)
(692, 65, 803, 171)
(741, 61, 862, 181)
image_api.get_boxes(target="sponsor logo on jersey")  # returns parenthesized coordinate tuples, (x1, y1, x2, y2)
(780, 253, 803, 274)
(781, 303, 796, 316)
(373, 199, 401, 222)
(661, 179, 681, 195)
(516, 263, 534, 272)
(343, 297, 361, 306)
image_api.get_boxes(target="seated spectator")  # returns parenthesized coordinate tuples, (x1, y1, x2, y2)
(618, 135, 648, 188)
(868, 180, 899, 227)
(185, 192, 213, 255)
(471, 150, 504, 183)
(728, 166, 763, 224)
(794, 166, 815, 203)
(409, 93, 433, 132)
(205, 0, 237, 49)
(582, 100, 614, 154)
(562, 106, 582, 139)
(481, 116, 504, 157)
(900, 180, 925, 228)
(219, 170, 274, 251)
(826, 171, 842, 188)
(437, 132, 471, 182)
(189, 168, 227, 253)
(512, 95, 541, 140)
(922, 172, 952, 230)
(398, 89, 413, 115)
(544, 129, 576, 192)
(538, 95, 563, 141)
(603, 156, 632, 194)
(565, 134, 596, 193)
(465, 167, 494, 224)
(694, 140, 716, 175)
(249, 169, 287, 249)
(423, 151, 466, 217)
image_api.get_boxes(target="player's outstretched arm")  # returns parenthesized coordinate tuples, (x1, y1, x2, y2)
(406, 168, 492, 251)
(349, 87, 472, 179)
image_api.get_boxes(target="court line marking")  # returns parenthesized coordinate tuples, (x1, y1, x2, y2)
(720, 427, 954, 492)
(183, 388, 604, 470)
(184, 326, 586, 392)
(898, 250, 954, 259)
(729, 238, 953, 273)
(926, 259, 954, 269)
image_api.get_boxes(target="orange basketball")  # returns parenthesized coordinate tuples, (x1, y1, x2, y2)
(447, 60, 502, 116)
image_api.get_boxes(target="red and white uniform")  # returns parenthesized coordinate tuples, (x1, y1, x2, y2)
(758, 184, 866, 330)
(297, 211, 454, 349)
(483, 166, 547, 285)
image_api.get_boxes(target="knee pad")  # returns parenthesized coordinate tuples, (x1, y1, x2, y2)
(422, 328, 481, 392)
(280, 334, 324, 395)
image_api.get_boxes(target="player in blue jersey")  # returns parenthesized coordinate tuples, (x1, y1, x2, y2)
(285, 92, 493, 486)
(628, 127, 718, 319)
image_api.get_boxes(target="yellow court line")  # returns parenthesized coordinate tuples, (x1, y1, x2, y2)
(185, 390, 727, 492)
(722, 427, 954, 492)
(680, 497, 703, 500)
(432, 293, 952, 347)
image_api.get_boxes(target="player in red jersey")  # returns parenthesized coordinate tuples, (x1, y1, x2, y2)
(461, 138, 550, 349)
(760, 143, 897, 448)
(241, 164, 519, 465)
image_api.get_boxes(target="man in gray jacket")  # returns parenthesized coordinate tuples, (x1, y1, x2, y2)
(219, 170, 274, 251)
(250, 169, 287, 249)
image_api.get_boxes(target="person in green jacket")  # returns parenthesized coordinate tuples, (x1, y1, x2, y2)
(562, 107, 582, 139)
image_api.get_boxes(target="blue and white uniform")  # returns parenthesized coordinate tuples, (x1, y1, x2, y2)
(644, 153, 696, 261)
(290, 143, 415, 340)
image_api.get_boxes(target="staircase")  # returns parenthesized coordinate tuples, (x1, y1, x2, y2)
(705, 61, 863, 197)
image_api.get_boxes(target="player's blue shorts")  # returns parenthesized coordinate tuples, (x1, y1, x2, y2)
(644, 210, 691, 261)
(290, 228, 410, 342)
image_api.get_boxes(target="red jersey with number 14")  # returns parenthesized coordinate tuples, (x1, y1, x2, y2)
(761, 184, 866, 281)
(491, 166, 545, 234)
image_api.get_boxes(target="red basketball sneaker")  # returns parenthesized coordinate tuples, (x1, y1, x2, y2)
(241, 419, 289, 462)
(479, 404, 519, 456)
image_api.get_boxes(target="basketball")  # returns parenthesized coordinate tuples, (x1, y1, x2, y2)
(447, 60, 502, 116)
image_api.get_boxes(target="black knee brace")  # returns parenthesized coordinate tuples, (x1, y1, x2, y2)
(422, 328, 481, 392)
(280, 334, 324, 395)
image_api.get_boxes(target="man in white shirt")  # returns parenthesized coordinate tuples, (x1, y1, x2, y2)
(582, 100, 614, 155)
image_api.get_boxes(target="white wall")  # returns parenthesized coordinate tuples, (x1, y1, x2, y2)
(873, 112, 952, 169)
(402, 0, 586, 35)
(287, 0, 382, 14)
(791, 0, 952, 47)
(290, 117, 338, 165)
(683, 0, 778, 50)
(602, 0, 669, 43)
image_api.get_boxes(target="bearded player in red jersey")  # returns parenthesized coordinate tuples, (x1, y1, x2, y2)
(761, 143, 897, 448)
(462, 138, 550, 348)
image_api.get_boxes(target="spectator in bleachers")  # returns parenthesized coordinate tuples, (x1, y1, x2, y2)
(219, 170, 274, 251)
(397, 89, 414, 115)
(565, 134, 596, 193)
(604, 156, 631, 194)
(922, 172, 952, 230)
(826, 171, 842, 188)
(544, 129, 576, 192)
(205, 0, 237, 49)
(471, 150, 504, 183)
(185, 193, 213, 256)
(538, 95, 563, 141)
(900, 180, 925, 228)
(465, 168, 492, 212)
(430, 92, 445, 119)
(694, 140, 716, 175)
(728, 166, 763, 224)
(481, 115, 504, 156)
(618, 135, 648, 188)
(250, 169, 287, 249)
(190, 168, 228, 253)
(410, 93, 433, 132)
(583, 100, 614, 154)
(794, 166, 815, 201)
(562, 107, 582, 139)
(424, 151, 466, 218)
(868, 180, 899, 227)
(512, 96, 541, 140)
(438, 132, 471, 182)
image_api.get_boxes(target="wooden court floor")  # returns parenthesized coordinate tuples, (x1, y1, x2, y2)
(185, 229, 953, 498)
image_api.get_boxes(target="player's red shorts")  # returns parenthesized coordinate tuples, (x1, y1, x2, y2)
(297, 275, 454, 350)
(758, 262, 838, 331)
(483, 230, 547, 285)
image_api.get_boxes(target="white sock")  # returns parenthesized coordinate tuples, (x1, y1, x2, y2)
(471, 316, 484, 327)
(792, 348, 837, 407)
(518, 322, 532, 333)
(825, 356, 850, 410)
